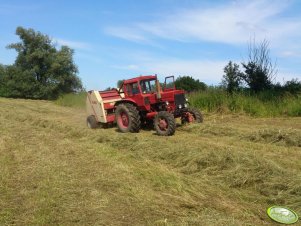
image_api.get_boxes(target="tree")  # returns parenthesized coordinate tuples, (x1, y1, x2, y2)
(1, 65, 40, 98)
(175, 76, 206, 92)
(0, 64, 5, 76)
(117, 80, 123, 88)
(4, 26, 82, 99)
(0, 64, 6, 96)
(241, 38, 277, 92)
(283, 79, 301, 95)
(221, 61, 242, 93)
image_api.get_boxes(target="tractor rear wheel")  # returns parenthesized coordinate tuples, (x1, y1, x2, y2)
(181, 108, 203, 124)
(154, 111, 176, 136)
(115, 103, 141, 133)
(87, 115, 98, 129)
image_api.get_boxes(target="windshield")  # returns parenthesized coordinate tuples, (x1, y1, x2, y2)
(140, 79, 156, 94)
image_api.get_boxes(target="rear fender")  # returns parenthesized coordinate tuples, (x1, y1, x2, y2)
(115, 99, 137, 107)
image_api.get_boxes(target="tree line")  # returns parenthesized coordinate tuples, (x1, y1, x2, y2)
(221, 39, 301, 96)
(0, 27, 82, 100)
(0, 27, 300, 99)
(175, 39, 301, 96)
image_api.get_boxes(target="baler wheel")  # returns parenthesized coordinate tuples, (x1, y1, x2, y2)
(87, 115, 98, 129)
(154, 111, 176, 136)
(115, 103, 141, 133)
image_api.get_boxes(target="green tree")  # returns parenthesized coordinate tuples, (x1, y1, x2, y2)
(283, 79, 301, 95)
(0, 64, 6, 96)
(4, 26, 82, 99)
(0, 64, 5, 76)
(175, 76, 206, 92)
(117, 80, 123, 88)
(221, 61, 242, 93)
(1, 65, 39, 98)
(241, 39, 277, 92)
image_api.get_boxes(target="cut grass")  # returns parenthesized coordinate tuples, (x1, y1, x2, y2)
(0, 97, 301, 225)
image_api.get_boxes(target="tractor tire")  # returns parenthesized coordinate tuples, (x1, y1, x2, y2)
(182, 108, 203, 124)
(115, 103, 141, 133)
(154, 111, 176, 136)
(87, 115, 98, 129)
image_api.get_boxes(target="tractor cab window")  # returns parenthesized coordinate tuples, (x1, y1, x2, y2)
(126, 82, 140, 95)
(140, 79, 156, 94)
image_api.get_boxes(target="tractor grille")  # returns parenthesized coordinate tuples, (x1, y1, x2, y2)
(174, 93, 186, 107)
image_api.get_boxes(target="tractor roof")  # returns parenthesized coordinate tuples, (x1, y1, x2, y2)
(123, 75, 157, 84)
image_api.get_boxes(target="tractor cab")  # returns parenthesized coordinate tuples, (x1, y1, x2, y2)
(119, 75, 158, 111)
(118, 75, 188, 114)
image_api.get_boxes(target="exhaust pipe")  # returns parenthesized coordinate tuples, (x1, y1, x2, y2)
(155, 75, 161, 99)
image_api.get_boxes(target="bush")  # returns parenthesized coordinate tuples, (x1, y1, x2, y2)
(175, 76, 207, 92)
(55, 92, 86, 108)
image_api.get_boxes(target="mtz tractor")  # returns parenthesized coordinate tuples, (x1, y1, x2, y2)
(86, 75, 203, 136)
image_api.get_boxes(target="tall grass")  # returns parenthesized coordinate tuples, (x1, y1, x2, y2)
(189, 88, 301, 117)
(55, 90, 301, 117)
(55, 92, 86, 108)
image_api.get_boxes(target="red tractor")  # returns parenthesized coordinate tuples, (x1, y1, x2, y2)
(86, 75, 203, 136)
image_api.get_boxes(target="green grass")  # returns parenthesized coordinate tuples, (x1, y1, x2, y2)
(55, 90, 301, 117)
(1, 97, 301, 225)
(188, 89, 301, 117)
(55, 92, 86, 108)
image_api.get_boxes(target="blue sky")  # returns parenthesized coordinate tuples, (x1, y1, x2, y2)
(0, 0, 301, 90)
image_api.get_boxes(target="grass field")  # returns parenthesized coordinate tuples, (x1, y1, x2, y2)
(1, 97, 301, 225)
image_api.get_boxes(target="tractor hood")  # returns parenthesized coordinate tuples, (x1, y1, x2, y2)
(160, 89, 187, 109)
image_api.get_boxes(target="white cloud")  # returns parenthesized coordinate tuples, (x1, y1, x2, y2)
(146, 60, 226, 83)
(105, 0, 301, 47)
(105, 27, 164, 48)
(126, 64, 140, 70)
(105, 0, 301, 83)
(276, 74, 301, 84)
(54, 38, 91, 50)
(280, 51, 301, 58)
(116, 59, 227, 84)
(111, 64, 140, 70)
(105, 27, 148, 43)
(136, 1, 282, 44)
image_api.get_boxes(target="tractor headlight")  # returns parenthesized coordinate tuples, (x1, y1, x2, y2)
(178, 104, 182, 109)
(184, 104, 188, 108)
(185, 98, 188, 102)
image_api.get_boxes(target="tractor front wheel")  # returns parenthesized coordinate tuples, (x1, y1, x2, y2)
(115, 103, 141, 133)
(181, 108, 203, 124)
(154, 111, 176, 136)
